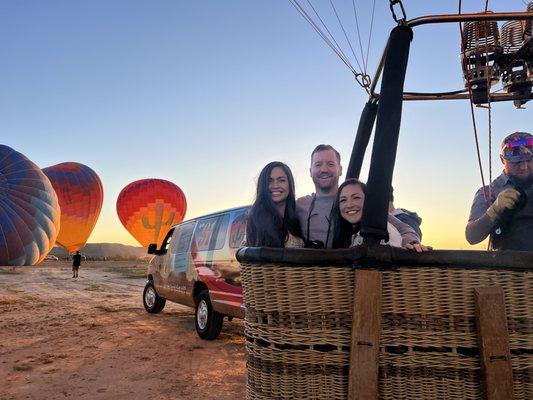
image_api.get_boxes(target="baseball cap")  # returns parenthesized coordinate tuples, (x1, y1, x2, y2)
(500, 132, 532, 162)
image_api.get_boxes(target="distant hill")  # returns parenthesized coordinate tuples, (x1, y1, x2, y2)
(50, 243, 146, 259)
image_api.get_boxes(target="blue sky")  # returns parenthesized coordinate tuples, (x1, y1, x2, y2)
(1, 1, 531, 248)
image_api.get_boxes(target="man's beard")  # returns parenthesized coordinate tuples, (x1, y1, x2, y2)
(510, 173, 533, 190)
(313, 176, 337, 193)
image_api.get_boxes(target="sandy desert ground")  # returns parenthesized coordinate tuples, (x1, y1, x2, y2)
(0, 261, 246, 400)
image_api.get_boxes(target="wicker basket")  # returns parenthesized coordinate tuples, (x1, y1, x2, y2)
(238, 247, 532, 400)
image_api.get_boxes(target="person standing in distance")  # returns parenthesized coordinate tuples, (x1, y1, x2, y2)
(465, 132, 533, 251)
(72, 250, 82, 278)
(296, 144, 342, 248)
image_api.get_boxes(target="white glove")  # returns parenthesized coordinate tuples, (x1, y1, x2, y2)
(486, 188, 520, 221)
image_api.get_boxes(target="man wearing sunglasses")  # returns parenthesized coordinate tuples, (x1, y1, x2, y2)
(466, 132, 533, 251)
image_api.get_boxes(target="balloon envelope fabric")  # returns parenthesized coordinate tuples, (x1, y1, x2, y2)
(116, 179, 187, 248)
(43, 162, 103, 253)
(0, 145, 60, 265)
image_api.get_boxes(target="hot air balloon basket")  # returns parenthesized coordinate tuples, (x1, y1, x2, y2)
(238, 247, 532, 400)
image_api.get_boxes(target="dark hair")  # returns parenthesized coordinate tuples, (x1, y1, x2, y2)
(332, 178, 367, 249)
(390, 186, 394, 202)
(246, 162, 303, 247)
(311, 144, 341, 165)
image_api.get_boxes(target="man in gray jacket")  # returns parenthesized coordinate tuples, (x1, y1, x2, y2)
(296, 144, 342, 248)
(466, 131, 532, 251)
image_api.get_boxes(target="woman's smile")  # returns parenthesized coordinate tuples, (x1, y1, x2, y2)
(339, 183, 365, 224)
(268, 167, 290, 204)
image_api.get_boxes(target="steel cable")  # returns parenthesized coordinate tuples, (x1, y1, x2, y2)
(288, 0, 372, 91)
(329, 0, 365, 73)
(364, 0, 377, 74)
(351, 0, 368, 74)
(458, 0, 489, 206)
(483, 1, 493, 190)
(288, 0, 357, 74)
(304, 0, 357, 72)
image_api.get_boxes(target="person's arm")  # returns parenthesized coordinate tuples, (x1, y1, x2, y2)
(389, 215, 431, 253)
(389, 214, 420, 246)
(465, 187, 521, 245)
(465, 213, 494, 244)
(395, 210, 423, 239)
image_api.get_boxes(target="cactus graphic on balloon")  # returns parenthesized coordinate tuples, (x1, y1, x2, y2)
(141, 203, 176, 245)
(117, 179, 187, 248)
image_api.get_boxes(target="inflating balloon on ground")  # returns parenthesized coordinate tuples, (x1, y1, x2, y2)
(43, 162, 104, 253)
(0, 145, 60, 266)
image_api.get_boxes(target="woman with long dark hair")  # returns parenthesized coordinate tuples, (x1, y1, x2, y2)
(332, 179, 430, 252)
(246, 161, 304, 248)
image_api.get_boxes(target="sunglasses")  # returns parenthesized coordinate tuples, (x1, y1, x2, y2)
(501, 136, 533, 160)
(506, 137, 533, 150)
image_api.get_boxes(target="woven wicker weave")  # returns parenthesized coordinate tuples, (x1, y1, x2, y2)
(240, 252, 532, 400)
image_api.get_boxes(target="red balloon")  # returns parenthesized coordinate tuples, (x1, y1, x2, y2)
(116, 179, 187, 247)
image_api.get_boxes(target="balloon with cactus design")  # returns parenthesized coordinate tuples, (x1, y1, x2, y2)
(116, 179, 187, 248)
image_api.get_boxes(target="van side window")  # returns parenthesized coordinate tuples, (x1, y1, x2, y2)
(214, 214, 230, 249)
(229, 211, 247, 248)
(171, 221, 196, 272)
(161, 228, 174, 251)
(193, 217, 218, 251)
(193, 214, 230, 251)
(171, 221, 196, 255)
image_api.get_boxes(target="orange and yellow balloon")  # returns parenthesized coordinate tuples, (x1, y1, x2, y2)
(116, 179, 187, 248)
(43, 162, 103, 253)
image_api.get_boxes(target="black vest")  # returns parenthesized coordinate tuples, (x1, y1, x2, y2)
(492, 184, 533, 251)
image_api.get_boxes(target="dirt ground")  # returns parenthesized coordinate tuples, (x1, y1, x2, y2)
(0, 261, 246, 400)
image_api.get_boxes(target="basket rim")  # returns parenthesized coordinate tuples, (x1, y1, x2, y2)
(236, 246, 533, 272)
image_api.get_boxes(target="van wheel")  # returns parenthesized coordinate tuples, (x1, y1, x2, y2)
(143, 281, 166, 313)
(195, 290, 223, 340)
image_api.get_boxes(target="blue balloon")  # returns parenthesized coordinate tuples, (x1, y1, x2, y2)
(0, 145, 60, 265)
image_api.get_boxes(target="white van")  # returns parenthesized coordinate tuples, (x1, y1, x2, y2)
(143, 206, 247, 339)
